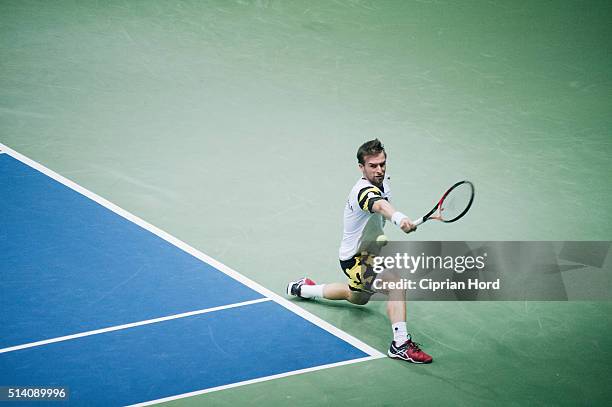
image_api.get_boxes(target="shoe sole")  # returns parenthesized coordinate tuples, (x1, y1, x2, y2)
(387, 350, 432, 364)
(286, 280, 306, 298)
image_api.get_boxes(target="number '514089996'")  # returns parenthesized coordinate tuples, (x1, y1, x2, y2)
(0, 386, 69, 401)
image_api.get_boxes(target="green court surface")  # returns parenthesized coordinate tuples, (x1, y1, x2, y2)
(1, 1, 611, 405)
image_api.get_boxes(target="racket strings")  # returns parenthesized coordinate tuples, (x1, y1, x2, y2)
(438, 182, 473, 221)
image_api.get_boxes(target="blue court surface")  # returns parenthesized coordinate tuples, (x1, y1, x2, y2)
(0, 148, 381, 405)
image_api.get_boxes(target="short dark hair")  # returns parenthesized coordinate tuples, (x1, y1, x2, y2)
(357, 139, 386, 164)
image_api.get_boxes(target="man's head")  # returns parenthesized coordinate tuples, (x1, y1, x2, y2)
(357, 139, 387, 187)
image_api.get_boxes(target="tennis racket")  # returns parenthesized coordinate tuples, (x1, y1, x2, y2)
(412, 180, 475, 226)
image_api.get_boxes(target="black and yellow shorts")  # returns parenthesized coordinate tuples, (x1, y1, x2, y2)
(339, 252, 378, 294)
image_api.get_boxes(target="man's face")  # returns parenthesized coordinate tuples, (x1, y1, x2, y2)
(359, 152, 386, 187)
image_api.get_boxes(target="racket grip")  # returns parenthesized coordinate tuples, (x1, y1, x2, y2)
(412, 217, 423, 226)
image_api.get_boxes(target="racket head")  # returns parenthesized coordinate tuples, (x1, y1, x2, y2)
(436, 180, 475, 223)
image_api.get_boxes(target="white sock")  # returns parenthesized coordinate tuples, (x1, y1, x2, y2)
(301, 284, 325, 299)
(392, 322, 409, 345)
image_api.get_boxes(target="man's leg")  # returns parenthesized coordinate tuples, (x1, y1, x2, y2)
(386, 286, 407, 323)
(378, 270, 409, 344)
(288, 254, 374, 303)
(287, 274, 432, 363)
(322, 283, 349, 300)
(380, 271, 433, 364)
(299, 281, 372, 305)
(387, 287, 408, 343)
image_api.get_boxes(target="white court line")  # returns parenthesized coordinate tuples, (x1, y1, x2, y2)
(0, 298, 271, 354)
(127, 356, 378, 407)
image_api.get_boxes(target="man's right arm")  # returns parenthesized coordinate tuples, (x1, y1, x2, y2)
(371, 199, 416, 234)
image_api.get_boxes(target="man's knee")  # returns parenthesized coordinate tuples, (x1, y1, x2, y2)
(348, 291, 372, 305)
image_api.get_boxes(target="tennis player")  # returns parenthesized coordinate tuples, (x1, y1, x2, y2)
(286, 139, 432, 364)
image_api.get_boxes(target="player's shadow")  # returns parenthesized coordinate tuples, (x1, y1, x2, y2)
(390, 361, 500, 402)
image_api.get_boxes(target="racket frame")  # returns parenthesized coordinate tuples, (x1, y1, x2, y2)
(413, 180, 474, 226)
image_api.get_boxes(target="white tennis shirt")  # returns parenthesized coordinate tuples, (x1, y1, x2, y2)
(339, 176, 391, 260)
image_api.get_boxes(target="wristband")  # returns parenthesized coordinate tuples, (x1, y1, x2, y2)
(391, 211, 407, 226)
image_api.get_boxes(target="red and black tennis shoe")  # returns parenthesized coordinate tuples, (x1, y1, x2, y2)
(286, 277, 316, 299)
(388, 337, 433, 364)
